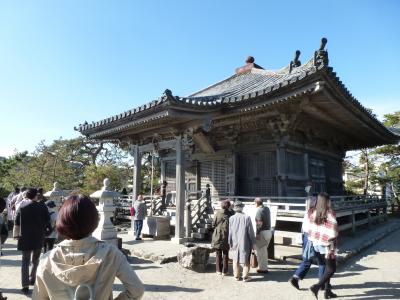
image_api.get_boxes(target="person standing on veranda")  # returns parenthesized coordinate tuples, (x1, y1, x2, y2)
(254, 197, 272, 274)
(228, 201, 256, 282)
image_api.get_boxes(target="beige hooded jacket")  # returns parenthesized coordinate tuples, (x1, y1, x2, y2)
(32, 236, 144, 300)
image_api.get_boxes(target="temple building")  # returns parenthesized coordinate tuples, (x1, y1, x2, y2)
(75, 38, 399, 241)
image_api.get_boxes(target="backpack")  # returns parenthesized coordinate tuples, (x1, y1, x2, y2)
(45, 212, 55, 236)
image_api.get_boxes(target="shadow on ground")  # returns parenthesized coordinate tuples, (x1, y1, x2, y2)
(338, 281, 400, 299)
(114, 283, 203, 293)
(0, 288, 30, 298)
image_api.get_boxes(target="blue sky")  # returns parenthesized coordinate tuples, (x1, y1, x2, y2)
(0, 0, 399, 157)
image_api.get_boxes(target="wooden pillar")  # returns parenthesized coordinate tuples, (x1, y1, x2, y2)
(131, 145, 141, 204)
(268, 233, 275, 259)
(173, 135, 186, 243)
(276, 142, 287, 197)
(232, 153, 238, 196)
(304, 152, 309, 181)
(160, 159, 166, 183)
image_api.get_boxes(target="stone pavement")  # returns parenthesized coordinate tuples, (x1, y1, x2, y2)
(1, 217, 399, 299)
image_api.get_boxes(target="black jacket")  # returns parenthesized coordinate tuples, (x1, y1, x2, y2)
(15, 201, 50, 251)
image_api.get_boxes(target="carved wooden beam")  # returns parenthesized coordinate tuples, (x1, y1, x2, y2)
(193, 131, 215, 154)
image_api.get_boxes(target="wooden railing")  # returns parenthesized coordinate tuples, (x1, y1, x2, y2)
(190, 194, 209, 227)
(209, 195, 388, 216)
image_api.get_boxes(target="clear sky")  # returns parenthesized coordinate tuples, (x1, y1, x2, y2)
(0, 0, 399, 157)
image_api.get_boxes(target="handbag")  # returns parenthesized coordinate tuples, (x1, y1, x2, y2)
(302, 240, 315, 260)
(250, 251, 258, 268)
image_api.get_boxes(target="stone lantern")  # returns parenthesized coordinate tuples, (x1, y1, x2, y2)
(43, 182, 67, 211)
(90, 178, 120, 246)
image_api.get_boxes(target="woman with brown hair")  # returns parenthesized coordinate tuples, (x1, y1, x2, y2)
(32, 194, 144, 300)
(308, 192, 338, 299)
(211, 200, 233, 275)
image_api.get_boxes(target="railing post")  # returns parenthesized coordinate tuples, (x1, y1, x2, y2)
(268, 233, 275, 259)
(185, 201, 192, 238)
(383, 206, 388, 221)
(367, 210, 372, 229)
(351, 210, 356, 234)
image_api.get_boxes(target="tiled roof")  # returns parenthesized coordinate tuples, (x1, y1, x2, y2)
(75, 58, 321, 134)
(74, 41, 399, 143)
(189, 58, 316, 101)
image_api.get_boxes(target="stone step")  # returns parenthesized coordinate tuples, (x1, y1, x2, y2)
(191, 232, 205, 239)
(196, 223, 212, 229)
(196, 227, 209, 234)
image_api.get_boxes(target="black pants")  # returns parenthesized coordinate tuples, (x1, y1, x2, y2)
(314, 253, 336, 290)
(215, 249, 229, 274)
(21, 249, 41, 288)
(43, 238, 55, 253)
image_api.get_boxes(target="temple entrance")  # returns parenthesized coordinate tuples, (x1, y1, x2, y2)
(238, 151, 278, 197)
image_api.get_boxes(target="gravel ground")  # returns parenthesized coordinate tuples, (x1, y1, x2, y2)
(1, 220, 400, 299)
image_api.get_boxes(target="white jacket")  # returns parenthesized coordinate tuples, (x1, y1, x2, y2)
(32, 236, 145, 300)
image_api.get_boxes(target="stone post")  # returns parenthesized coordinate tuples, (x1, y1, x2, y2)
(172, 135, 186, 243)
(43, 182, 67, 211)
(90, 178, 120, 246)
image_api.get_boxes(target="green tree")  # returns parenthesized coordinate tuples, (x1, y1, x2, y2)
(81, 164, 132, 195)
(372, 111, 400, 206)
(0, 137, 131, 196)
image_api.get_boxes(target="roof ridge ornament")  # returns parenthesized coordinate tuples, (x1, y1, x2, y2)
(235, 56, 264, 75)
(162, 89, 177, 102)
(289, 50, 301, 73)
(314, 37, 329, 68)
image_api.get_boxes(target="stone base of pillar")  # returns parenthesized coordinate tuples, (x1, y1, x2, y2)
(94, 237, 119, 248)
(142, 216, 171, 240)
(171, 237, 191, 244)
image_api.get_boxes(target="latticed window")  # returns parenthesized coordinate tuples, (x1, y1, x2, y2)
(165, 160, 176, 192)
(310, 158, 326, 192)
(286, 151, 305, 176)
(200, 160, 226, 196)
(238, 151, 277, 197)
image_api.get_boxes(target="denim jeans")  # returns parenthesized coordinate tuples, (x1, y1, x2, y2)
(134, 220, 143, 239)
(21, 249, 41, 287)
(294, 234, 325, 280)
